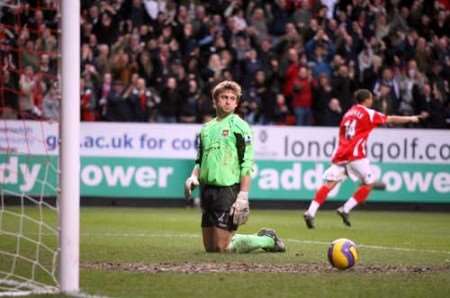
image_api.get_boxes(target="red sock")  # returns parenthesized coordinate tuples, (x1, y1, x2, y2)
(353, 185, 372, 203)
(314, 185, 331, 205)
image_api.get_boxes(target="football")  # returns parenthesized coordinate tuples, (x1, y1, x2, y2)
(328, 238, 359, 270)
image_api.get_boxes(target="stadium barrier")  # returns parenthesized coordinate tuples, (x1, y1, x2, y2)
(1, 121, 449, 202)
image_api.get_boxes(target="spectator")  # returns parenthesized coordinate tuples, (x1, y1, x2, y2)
(81, 43, 94, 70)
(252, 70, 277, 125)
(332, 64, 356, 114)
(146, 86, 161, 122)
(247, 6, 269, 44)
(38, 53, 56, 82)
(80, 77, 97, 121)
(273, 93, 289, 125)
(157, 76, 180, 123)
(126, 77, 151, 122)
(282, 47, 301, 98)
(136, 50, 153, 83)
(361, 54, 383, 90)
(180, 22, 197, 59)
(373, 67, 400, 113)
(389, 6, 410, 34)
(413, 81, 433, 121)
(197, 92, 215, 124)
(93, 12, 117, 45)
(19, 66, 45, 119)
(305, 36, 335, 78)
(286, 66, 314, 126)
(0, 69, 18, 119)
(415, 37, 433, 73)
(179, 78, 202, 123)
(105, 80, 132, 121)
(374, 12, 390, 40)
(220, 49, 240, 80)
(35, 26, 57, 56)
(128, 0, 151, 28)
(43, 83, 60, 121)
(95, 44, 112, 77)
(111, 49, 137, 85)
(323, 97, 342, 126)
(98, 72, 113, 120)
(292, 0, 313, 25)
(0, 0, 448, 129)
(373, 83, 394, 116)
(399, 61, 424, 116)
(431, 9, 450, 38)
(312, 73, 333, 126)
(278, 22, 302, 52)
(202, 53, 224, 84)
(242, 49, 262, 88)
(20, 39, 39, 70)
(417, 15, 432, 41)
(424, 83, 449, 128)
(268, 0, 291, 37)
(142, 0, 166, 21)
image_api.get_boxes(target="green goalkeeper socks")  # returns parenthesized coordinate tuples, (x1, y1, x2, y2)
(227, 234, 275, 253)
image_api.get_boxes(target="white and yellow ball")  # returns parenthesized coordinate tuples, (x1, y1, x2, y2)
(328, 238, 359, 270)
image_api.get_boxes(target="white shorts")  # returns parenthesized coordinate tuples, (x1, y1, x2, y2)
(323, 158, 376, 184)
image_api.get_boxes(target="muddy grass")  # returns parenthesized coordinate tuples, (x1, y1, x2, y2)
(81, 261, 450, 274)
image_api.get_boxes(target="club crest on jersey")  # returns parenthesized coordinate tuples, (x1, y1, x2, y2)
(244, 135, 252, 144)
(222, 129, 229, 137)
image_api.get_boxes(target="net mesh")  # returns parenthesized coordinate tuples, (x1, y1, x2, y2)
(0, 124, 60, 296)
(0, 0, 60, 296)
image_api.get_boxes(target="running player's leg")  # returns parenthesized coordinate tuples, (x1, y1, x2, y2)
(337, 158, 375, 226)
(304, 164, 344, 228)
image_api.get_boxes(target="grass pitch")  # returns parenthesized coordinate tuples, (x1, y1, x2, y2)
(2, 207, 450, 297)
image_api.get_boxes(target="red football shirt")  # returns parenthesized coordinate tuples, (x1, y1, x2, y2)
(332, 104, 387, 163)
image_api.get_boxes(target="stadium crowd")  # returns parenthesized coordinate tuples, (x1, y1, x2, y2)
(0, 0, 449, 128)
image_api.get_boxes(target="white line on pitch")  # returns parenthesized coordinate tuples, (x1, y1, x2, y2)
(82, 232, 199, 238)
(81, 232, 450, 255)
(286, 239, 450, 255)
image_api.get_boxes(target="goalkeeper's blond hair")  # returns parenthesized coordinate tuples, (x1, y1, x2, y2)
(211, 80, 242, 101)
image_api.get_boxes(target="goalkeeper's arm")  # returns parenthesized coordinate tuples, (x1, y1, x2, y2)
(230, 175, 251, 225)
(239, 175, 251, 193)
(184, 165, 200, 200)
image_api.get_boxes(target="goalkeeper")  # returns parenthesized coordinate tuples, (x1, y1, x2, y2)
(184, 80, 285, 253)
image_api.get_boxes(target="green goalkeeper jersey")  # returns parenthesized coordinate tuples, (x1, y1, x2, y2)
(196, 113, 254, 186)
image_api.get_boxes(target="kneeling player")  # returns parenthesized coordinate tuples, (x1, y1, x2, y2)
(184, 80, 285, 253)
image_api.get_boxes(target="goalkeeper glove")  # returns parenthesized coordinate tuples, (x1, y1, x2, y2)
(230, 191, 250, 225)
(184, 176, 199, 201)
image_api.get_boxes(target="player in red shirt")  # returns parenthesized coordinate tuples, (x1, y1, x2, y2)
(303, 89, 423, 229)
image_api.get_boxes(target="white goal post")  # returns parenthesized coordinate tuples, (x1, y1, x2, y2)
(59, 0, 80, 294)
(0, 0, 80, 296)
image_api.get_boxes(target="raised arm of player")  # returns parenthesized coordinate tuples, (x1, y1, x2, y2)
(386, 115, 423, 125)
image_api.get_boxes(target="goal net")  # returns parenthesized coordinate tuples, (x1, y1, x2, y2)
(0, 121, 60, 296)
(0, 0, 79, 296)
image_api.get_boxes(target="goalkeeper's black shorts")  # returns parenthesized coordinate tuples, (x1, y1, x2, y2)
(200, 184, 239, 231)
